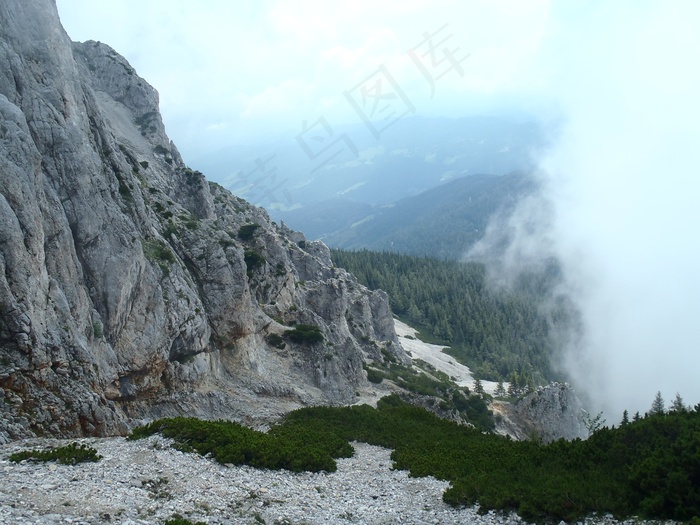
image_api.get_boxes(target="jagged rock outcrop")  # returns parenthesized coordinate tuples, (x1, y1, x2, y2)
(493, 382, 589, 442)
(0, 0, 405, 442)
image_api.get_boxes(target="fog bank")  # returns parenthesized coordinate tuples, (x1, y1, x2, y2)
(469, 2, 700, 418)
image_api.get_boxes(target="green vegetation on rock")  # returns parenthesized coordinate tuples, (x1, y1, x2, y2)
(283, 323, 324, 344)
(164, 518, 207, 525)
(131, 399, 700, 522)
(243, 250, 265, 277)
(238, 223, 261, 242)
(143, 239, 176, 276)
(266, 333, 286, 349)
(364, 356, 494, 431)
(9, 442, 102, 465)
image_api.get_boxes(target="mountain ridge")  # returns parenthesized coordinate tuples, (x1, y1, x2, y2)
(0, 0, 588, 449)
(0, 0, 404, 441)
(192, 114, 545, 215)
(282, 171, 535, 258)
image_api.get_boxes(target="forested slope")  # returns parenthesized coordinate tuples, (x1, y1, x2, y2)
(332, 249, 575, 383)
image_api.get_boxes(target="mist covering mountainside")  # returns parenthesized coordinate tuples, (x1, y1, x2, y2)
(198, 113, 546, 258)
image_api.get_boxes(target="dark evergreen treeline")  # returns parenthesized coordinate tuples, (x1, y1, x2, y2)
(130, 397, 700, 522)
(331, 249, 572, 383)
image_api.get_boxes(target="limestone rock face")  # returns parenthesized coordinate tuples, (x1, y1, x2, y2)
(497, 383, 589, 442)
(0, 0, 403, 442)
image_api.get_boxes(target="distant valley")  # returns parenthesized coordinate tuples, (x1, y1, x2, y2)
(194, 115, 545, 207)
(193, 115, 546, 258)
(288, 171, 536, 259)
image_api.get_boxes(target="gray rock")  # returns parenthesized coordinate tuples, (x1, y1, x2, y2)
(0, 0, 405, 441)
(502, 382, 589, 442)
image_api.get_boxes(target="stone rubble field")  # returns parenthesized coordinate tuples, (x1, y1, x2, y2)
(1, 435, 516, 525)
(0, 435, 669, 525)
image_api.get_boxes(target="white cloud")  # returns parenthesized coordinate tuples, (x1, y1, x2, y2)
(240, 80, 312, 119)
(468, 0, 700, 418)
(56, 0, 554, 157)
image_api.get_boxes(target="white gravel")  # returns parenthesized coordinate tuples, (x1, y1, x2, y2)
(0, 435, 524, 525)
(0, 435, 674, 525)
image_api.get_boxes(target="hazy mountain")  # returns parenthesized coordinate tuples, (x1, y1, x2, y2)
(280, 172, 535, 260)
(191, 115, 545, 215)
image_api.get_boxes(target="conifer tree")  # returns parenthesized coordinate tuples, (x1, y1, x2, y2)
(671, 392, 686, 412)
(650, 391, 665, 415)
(584, 411, 606, 434)
(507, 372, 519, 397)
(495, 381, 506, 397)
(621, 409, 629, 426)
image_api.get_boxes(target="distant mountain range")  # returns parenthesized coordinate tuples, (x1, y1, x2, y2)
(192, 115, 545, 257)
(280, 172, 536, 260)
(192, 115, 545, 210)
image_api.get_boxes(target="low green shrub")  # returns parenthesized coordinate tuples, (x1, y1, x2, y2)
(9, 442, 102, 465)
(118, 179, 133, 202)
(266, 333, 286, 349)
(238, 223, 260, 241)
(143, 239, 176, 276)
(130, 400, 700, 523)
(183, 217, 199, 231)
(154, 144, 170, 156)
(144, 240, 175, 263)
(244, 250, 265, 277)
(129, 417, 346, 473)
(182, 168, 203, 186)
(163, 222, 178, 238)
(164, 518, 206, 525)
(134, 111, 157, 134)
(92, 320, 103, 338)
(284, 323, 323, 344)
(365, 367, 385, 384)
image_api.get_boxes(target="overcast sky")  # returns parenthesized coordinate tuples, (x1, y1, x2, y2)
(56, 0, 557, 159)
(56, 1, 700, 419)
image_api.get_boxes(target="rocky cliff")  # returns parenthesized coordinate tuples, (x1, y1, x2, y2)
(493, 382, 589, 442)
(0, 0, 405, 442)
